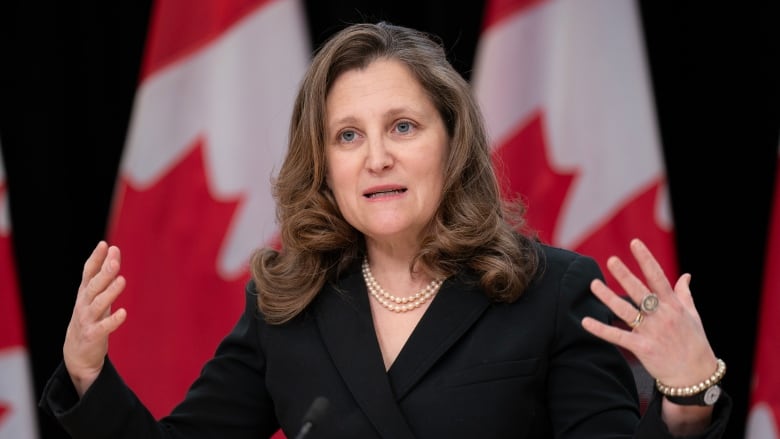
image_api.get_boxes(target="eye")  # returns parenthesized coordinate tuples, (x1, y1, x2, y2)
(338, 130, 358, 143)
(394, 120, 415, 134)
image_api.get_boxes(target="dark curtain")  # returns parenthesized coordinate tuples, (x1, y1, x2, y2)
(1, 1, 777, 438)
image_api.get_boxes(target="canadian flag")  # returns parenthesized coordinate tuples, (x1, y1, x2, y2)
(745, 143, 780, 438)
(106, 0, 310, 423)
(0, 142, 39, 438)
(472, 0, 676, 410)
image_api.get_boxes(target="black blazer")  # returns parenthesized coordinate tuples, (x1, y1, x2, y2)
(40, 244, 731, 438)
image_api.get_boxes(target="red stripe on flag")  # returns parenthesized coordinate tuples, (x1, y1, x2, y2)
(0, 234, 24, 349)
(747, 150, 780, 437)
(1, 147, 39, 437)
(141, 0, 274, 79)
(0, 182, 25, 350)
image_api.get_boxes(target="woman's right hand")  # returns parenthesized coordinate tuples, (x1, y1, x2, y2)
(63, 241, 127, 397)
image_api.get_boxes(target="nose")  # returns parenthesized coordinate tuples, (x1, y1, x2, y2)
(365, 137, 393, 172)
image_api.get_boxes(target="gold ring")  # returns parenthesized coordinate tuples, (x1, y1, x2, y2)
(640, 293, 660, 313)
(628, 311, 644, 329)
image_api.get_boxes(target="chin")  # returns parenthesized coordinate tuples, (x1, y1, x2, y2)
(366, 225, 427, 245)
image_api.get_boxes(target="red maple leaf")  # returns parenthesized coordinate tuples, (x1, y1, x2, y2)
(107, 137, 250, 418)
(0, 404, 8, 430)
(492, 110, 675, 415)
(574, 182, 677, 291)
(491, 110, 677, 290)
(492, 110, 576, 245)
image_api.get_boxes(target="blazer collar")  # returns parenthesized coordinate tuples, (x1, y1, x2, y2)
(387, 273, 490, 399)
(314, 265, 490, 437)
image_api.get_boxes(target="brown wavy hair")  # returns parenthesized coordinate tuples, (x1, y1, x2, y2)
(250, 21, 540, 324)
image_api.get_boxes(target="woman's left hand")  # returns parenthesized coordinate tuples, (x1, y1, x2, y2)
(581, 238, 719, 391)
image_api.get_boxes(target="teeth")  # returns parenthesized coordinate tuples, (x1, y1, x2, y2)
(367, 189, 404, 198)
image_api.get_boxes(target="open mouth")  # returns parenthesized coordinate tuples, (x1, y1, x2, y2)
(364, 188, 407, 199)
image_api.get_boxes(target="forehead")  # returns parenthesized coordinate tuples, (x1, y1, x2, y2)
(325, 59, 433, 119)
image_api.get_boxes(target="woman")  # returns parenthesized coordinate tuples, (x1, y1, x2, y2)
(41, 21, 731, 438)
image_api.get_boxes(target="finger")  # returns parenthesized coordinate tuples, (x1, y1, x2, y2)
(629, 238, 673, 299)
(590, 279, 642, 326)
(80, 241, 109, 291)
(99, 307, 128, 335)
(604, 255, 653, 307)
(674, 273, 702, 323)
(675, 273, 693, 303)
(87, 275, 126, 321)
(83, 245, 121, 304)
(581, 316, 639, 352)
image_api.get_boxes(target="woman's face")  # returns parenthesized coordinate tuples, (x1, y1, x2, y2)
(325, 58, 448, 248)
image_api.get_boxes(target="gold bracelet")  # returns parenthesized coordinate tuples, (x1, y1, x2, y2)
(655, 358, 726, 397)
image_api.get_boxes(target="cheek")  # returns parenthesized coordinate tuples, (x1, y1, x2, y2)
(325, 153, 340, 191)
(325, 152, 357, 194)
(326, 167, 344, 197)
(428, 152, 447, 190)
(325, 170, 350, 212)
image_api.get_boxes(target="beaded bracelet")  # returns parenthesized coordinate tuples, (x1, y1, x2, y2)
(655, 358, 726, 397)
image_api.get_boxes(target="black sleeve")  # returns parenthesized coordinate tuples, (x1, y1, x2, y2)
(545, 251, 732, 438)
(38, 281, 280, 439)
(547, 253, 641, 437)
(634, 388, 733, 439)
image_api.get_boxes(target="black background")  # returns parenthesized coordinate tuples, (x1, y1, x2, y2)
(1, 1, 778, 438)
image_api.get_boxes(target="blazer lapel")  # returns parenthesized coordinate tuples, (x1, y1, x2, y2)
(314, 267, 418, 439)
(387, 273, 491, 400)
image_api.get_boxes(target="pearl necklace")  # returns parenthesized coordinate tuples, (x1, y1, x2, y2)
(362, 258, 443, 312)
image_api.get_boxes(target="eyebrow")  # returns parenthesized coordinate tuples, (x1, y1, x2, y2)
(328, 106, 424, 128)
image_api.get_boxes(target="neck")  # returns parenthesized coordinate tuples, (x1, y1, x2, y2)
(365, 237, 421, 267)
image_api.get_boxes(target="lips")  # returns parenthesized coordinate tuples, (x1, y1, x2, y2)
(364, 187, 407, 198)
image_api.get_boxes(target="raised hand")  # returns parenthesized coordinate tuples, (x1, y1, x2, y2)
(581, 238, 719, 389)
(63, 241, 128, 396)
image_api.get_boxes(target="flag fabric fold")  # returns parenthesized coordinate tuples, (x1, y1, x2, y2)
(106, 0, 310, 422)
(746, 143, 780, 439)
(0, 141, 40, 439)
(472, 0, 676, 411)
